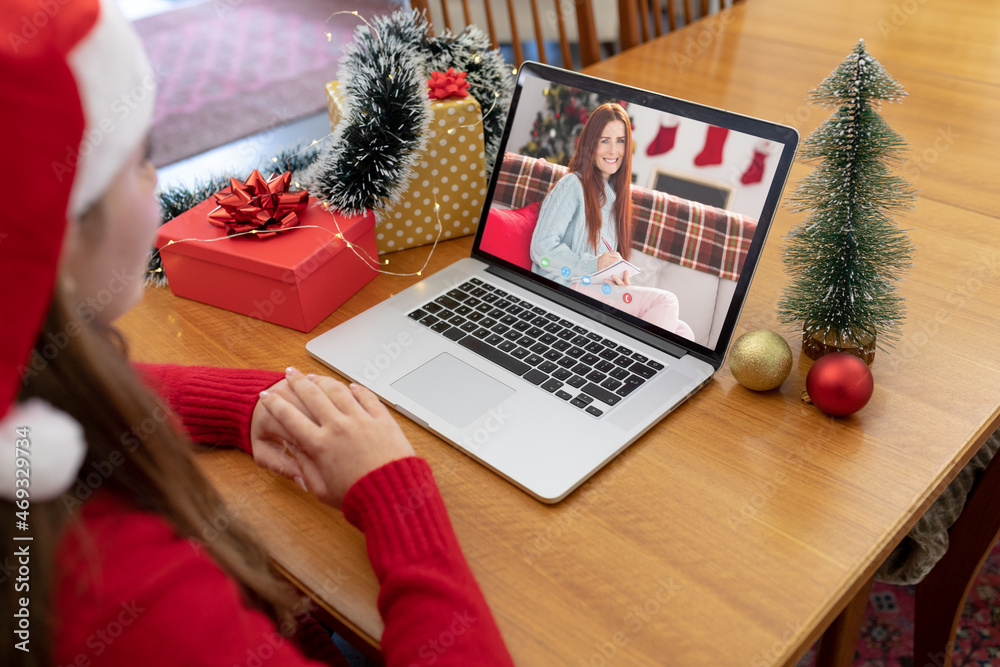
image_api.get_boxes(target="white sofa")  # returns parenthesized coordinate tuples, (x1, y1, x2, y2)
(628, 249, 737, 348)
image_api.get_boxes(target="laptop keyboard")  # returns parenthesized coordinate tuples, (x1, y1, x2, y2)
(406, 277, 666, 418)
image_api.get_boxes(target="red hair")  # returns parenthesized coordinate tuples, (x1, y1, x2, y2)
(568, 103, 634, 260)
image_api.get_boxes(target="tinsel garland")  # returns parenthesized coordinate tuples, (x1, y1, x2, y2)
(301, 10, 431, 217)
(146, 144, 318, 286)
(147, 11, 514, 283)
(303, 9, 513, 219)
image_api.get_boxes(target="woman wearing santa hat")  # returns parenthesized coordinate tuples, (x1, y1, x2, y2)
(0, 2, 512, 665)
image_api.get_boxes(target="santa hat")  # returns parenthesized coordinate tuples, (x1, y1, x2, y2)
(0, 0, 155, 502)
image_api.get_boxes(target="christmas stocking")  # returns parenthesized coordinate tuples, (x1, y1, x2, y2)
(740, 141, 771, 185)
(646, 119, 679, 156)
(693, 125, 729, 166)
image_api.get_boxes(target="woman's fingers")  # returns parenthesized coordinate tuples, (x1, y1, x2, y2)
(597, 251, 624, 272)
(268, 377, 318, 426)
(282, 367, 342, 424)
(259, 443, 304, 480)
(284, 446, 331, 499)
(309, 374, 366, 420)
(259, 390, 321, 451)
(350, 382, 387, 418)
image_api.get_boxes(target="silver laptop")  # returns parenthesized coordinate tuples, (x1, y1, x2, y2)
(307, 62, 798, 502)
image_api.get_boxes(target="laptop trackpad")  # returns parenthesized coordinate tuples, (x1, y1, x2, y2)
(391, 353, 515, 429)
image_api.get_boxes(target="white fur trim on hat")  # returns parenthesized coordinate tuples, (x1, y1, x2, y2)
(1, 399, 87, 504)
(67, 0, 156, 217)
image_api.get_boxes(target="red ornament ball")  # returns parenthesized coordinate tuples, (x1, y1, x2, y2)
(805, 352, 874, 417)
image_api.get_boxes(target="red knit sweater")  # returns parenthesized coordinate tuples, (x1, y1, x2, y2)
(54, 364, 513, 667)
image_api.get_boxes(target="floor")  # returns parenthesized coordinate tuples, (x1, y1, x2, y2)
(154, 112, 331, 191)
(120, 0, 392, 189)
(119, 0, 335, 190)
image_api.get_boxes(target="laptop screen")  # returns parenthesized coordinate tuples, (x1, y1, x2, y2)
(471, 62, 798, 369)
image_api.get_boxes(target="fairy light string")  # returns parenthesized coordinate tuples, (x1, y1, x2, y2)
(150, 10, 509, 283)
(309, 10, 499, 274)
(148, 207, 443, 279)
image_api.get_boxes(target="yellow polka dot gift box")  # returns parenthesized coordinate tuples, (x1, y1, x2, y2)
(325, 81, 487, 254)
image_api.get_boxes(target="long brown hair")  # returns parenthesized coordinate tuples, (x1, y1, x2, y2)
(568, 103, 634, 260)
(1, 291, 299, 666)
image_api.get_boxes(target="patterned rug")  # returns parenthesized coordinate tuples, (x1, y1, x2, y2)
(134, 0, 402, 167)
(796, 538, 1000, 666)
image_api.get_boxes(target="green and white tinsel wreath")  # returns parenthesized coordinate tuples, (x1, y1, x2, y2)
(303, 9, 514, 219)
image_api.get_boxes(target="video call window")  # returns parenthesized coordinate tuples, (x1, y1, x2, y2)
(479, 80, 780, 351)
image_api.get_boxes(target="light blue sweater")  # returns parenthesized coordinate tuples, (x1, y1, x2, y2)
(529, 173, 618, 286)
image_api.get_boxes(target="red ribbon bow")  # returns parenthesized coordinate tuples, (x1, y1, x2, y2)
(207, 170, 308, 239)
(427, 68, 470, 99)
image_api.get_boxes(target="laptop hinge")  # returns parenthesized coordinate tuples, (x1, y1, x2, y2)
(485, 264, 691, 361)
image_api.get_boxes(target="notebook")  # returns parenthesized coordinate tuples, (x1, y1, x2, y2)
(307, 61, 798, 502)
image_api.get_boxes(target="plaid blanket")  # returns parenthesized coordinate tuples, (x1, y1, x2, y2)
(492, 152, 758, 282)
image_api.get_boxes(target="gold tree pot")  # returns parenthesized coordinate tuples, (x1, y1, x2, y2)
(801, 329, 876, 366)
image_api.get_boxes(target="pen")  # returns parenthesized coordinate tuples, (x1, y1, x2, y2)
(601, 235, 613, 252)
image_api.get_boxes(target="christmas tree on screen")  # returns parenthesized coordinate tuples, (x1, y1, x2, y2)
(520, 84, 630, 167)
(778, 40, 915, 359)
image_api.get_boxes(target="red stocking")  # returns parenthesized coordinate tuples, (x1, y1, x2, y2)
(694, 125, 729, 166)
(740, 147, 767, 185)
(646, 122, 678, 156)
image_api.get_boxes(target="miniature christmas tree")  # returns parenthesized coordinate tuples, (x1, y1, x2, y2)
(778, 40, 915, 362)
(520, 84, 629, 167)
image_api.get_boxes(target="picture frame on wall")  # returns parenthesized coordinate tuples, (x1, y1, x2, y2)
(647, 167, 735, 210)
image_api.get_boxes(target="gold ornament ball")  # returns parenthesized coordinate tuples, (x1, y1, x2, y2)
(728, 329, 793, 391)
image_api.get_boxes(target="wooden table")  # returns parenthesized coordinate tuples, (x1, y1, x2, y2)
(121, 0, 1000, 663)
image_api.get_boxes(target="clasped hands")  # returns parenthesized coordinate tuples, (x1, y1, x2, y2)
(250, 367, 414, 508)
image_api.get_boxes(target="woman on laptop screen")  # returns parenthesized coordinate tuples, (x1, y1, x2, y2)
(529, 103, 695, 340)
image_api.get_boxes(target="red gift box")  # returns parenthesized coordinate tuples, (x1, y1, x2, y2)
(156, 197, 378, 332)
